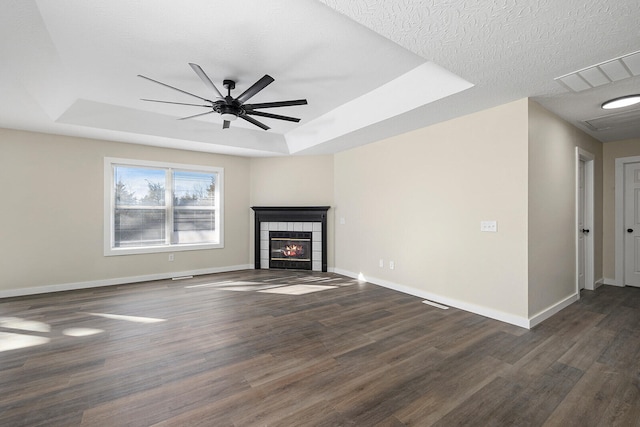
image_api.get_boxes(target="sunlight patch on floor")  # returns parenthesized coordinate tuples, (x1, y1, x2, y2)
(0, 317, 51, 333)
(262, 277, 288, 282)
(84, 312, 165, 324)
(62, 327, 105, 337)
(298, 276, 326, 282)
(258, 285, 338, 295)
(0, 332, 50, 352)
(185, 280, 263, 289)
(297, 276, 352, 285)
(217, 285, 284, 292)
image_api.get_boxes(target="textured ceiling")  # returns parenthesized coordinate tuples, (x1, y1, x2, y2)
(317, 0, 640, 147)
(1, 0, 639, 157)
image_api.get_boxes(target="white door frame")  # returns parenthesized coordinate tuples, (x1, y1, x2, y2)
(615, 155, 640, 286)
(576, 148, 595, 293)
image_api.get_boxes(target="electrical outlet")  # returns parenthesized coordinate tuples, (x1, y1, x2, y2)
(480, 221, 498, 232)
(379, 259, 384, 268)
(168, 253, 174, 262)
(340, 217, 346, 225)
(389, 261, 395, 270)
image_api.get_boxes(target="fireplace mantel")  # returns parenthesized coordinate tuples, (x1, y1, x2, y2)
(252, 206, 330, 272)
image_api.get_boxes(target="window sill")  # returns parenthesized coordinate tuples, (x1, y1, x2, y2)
(104, 242, 224, 256)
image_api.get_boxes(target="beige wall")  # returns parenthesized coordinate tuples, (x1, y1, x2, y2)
(2, 99, 610, 327)
(249, 155, 335, 267)
(249, 155, 334, 206)
(527, 101, 603, 316)
(0, 128, 251, 293)
(334, 99, 530, 319)
(602, 138, 640, 281)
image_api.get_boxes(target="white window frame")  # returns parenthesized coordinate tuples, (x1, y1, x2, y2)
(104, 157, 224, 256)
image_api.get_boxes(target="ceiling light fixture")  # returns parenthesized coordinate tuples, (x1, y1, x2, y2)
(219, 104, 238, 122)
(220, 112, 238, 122)
(601, 94, 640, 110)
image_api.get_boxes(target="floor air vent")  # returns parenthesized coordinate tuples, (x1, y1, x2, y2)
(422, 300, 449, 310)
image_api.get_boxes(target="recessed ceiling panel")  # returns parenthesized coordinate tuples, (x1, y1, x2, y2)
(599, 60, 633, 82)
(583, 108, 640, 131)
(622, 52, 640, 75)
(556, 50, 640, 92)
(557, 74, 591, 92)
(578, 68, 610, 87)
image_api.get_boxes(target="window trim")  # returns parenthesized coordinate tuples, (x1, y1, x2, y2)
(104, 157, 224, 256)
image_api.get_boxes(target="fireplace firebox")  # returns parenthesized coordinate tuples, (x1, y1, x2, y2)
(269, 231, 312, 270)
(252, 206, 330, 272)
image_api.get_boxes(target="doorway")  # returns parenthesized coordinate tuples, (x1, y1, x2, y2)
(615, 155, 640, 287)
(576, 148, 595, 293)
(622, 161, 640, 287)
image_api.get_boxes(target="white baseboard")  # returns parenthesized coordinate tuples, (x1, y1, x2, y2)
(332, 268, 531, 329)
(7, 266, 580, 330)
(0, 264, 252, 299)
(527, 293, 579, 328)
(594, 277, 605, 289)
(603, 277, 624, 287)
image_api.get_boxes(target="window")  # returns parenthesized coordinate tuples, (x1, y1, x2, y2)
(104, 158, 223, 255)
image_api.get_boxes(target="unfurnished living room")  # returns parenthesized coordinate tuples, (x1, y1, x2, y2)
(1, 1, 640, 426)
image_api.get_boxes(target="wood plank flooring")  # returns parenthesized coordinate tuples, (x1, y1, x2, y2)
(1, 270, 640, 426)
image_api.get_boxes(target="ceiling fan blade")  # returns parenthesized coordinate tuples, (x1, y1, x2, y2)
(235, 75, 275, 105)
(239, 114, 270, 130)
(141, 98, 212, 108)
(245, 110, 300, 123)
(189, 63, 224, 100)
(138, 75, 214, 103)
(223, 120, 230, 129)
(177, 110, 216, 120)
(244, 99, 308, 109)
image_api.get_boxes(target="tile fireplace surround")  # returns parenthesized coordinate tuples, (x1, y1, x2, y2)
(251, 206, 330, 272)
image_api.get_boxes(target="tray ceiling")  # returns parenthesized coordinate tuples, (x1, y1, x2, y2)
(1, 0, 639, 156)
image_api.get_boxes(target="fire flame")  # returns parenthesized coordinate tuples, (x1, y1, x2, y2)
(283, 244, 304, 257)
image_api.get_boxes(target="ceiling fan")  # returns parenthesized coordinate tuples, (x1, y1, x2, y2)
(138, 63, 308, 130)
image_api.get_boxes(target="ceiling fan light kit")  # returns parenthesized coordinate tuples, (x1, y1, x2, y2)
(601, 94, 640, 110)
(138, 63, 308, 130)
(220, 113, 238, 122)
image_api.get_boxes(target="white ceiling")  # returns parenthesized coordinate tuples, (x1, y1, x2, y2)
(1, 0, 639, 157)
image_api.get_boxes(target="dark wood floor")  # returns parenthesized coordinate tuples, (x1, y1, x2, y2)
(1, 270, 640, 426)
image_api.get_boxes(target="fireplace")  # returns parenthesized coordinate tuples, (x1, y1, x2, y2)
(252, 206, 330, 272)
